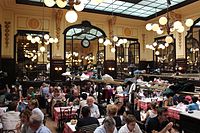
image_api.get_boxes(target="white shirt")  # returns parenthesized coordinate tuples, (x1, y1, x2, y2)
(118, 123, 142, 133)
(1, 111, 20, 130)
(89, 104, 100, 118)
(94, 125, 117, 133)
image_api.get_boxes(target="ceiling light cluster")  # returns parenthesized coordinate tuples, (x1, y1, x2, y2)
(44, 0, 85, 23)
(146, 41, 170, 55)
(98, 37, 128, 53)
(146, 18, 193, 43)
(27, 34, 58, 45)
(145, 0, 194, 44)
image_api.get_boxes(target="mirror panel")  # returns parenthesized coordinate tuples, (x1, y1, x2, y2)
(186, 19, 200, 73)
(15, 30, 50, 81)
(116, 38, 140, 78)
(64, 21, 106, 74)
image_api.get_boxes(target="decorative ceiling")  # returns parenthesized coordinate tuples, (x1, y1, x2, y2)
(16, 0, 198, 20)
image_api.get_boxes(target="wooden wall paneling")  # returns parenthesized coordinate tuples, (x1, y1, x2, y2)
(1, 58, 16, 85)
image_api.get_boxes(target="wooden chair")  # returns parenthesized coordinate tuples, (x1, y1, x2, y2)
(58, 107, 77, 132)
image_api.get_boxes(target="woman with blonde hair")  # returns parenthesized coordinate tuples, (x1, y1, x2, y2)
(106, 104, 122, 129)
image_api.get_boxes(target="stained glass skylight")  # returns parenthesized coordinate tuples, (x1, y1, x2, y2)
(16, 0, 197, 20)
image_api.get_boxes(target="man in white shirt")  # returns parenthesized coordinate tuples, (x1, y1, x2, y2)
(119, 114, 142, 133)
(94, 116, 117, 133)
(1, 101, 20, 131)
(87, 96, 100, 118)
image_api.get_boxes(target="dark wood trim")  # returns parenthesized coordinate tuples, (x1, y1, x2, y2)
(16, 30, 49, 35)
(0, 24, 1, 70)
(119, 0, 142, 4)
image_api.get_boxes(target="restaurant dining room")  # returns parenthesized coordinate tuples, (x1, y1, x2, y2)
(1, 0, 200, 133)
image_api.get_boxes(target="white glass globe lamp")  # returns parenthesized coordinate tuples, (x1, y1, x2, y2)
(95, 0, 104, 3)
(116, 42, 120, 47)
(153, 42, 157, 47)
(27, 35, 32, 40)
(40, 46, 46, 52)
(123, 39, 128, 44)
(157, 29, 164, 35)
(65, 10, 78, 23)
(170, 28, 175, 32)
(74, 2, 84, 12)
(98, 38, 104, 43)
(44, 34, 50, 40)
(113, 36, 118, 42)
(165, 35, 173, 43)
(173, 21, 182, 30)
(146, 44, 150, 49)
(44, 0, 56, 7)
(35, 36, 40, 43)
(31, 38, 36, 44)
(185, 19, 194, 27)
(165, 43, 169, 47)
(45, 41, 49, 45)
(146, 23, 152, 31)
(155, 51, 160, 55)
(91, 0, 104, 4)
(54, 38, 59, 43)
(56, 0, 67, 8)
(177, 26, 185, 33)
(159, 16, 168, 25)
(111, 47, 116, 53)
(49, 38, 54, 43)
(118, 39, 124, 45)
(152, 24, 160, 31)
(103, 38, 110, 46)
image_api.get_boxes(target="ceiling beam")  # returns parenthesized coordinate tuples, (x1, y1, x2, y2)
(119, 0, 142, 4)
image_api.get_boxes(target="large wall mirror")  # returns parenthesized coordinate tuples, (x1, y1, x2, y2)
(186, 18, 200, 73)
(15, 30, 50, 81)
(153, 36, 175, 72)
(63, 21, 106, 75)
(116, 38, 140, 78)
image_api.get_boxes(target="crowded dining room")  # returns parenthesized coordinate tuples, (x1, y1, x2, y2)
(0, 0, 200, 133)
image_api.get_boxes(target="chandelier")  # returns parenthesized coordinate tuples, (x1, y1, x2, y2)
(44, 0, 85, 23)
(146, 41, 170, 56)
(98, 36, 128, 53)
(27, 1, 59, 53)
(145, 0, 194, 44)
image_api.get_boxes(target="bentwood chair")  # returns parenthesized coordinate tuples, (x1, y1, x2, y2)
(58, 107, 77, 131)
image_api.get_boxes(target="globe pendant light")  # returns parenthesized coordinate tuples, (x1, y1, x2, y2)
(74, 2, 84, 12)
(44, 0, 56, 7)
(146, 23, 152, 31)
(56, 0, 67, 8)
(165, 35, 173, 44)
(185, 19, 194, 27)
(159, 16, 168, 25)
(65, 10, 78, 23)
